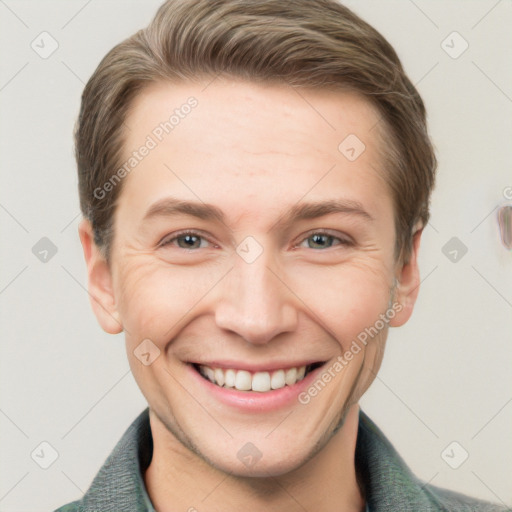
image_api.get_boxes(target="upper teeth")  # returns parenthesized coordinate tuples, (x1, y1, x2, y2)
(198, 365, 307, 392)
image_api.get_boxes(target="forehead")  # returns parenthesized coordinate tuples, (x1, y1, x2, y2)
(117, 78, 392, 227)
(124, 78, 382, 156)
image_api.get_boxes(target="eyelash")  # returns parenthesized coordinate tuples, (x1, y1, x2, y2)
(159, 230, 353, 250)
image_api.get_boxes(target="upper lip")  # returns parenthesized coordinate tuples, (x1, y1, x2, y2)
(189, 359, 325, 372)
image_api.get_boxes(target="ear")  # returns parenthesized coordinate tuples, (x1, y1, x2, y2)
(389, 227, 423, 327)
(78, 219, 123, 334)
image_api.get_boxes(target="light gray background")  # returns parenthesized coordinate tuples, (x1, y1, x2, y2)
(0, 1, 511, 510)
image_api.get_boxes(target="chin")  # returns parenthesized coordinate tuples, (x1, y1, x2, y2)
(211, 449, 312, 479)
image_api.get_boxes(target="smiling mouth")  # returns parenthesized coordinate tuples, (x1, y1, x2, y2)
(193, 362, 324, 392)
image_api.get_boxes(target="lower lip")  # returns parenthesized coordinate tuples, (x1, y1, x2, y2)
(186, 363, 325, 412)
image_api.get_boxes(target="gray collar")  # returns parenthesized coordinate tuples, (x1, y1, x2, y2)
(75, 408, 505, 512)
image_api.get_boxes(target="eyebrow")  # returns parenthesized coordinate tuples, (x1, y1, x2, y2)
(142, 196, 374, 229)
(275, 199, 374, 231)
(143, 198, 225, 224)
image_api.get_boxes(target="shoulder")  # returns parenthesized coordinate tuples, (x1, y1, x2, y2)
(357, 410, 511, 511)
(51, 408, 153, 512)
(422, 483, 511, 511)
(53, 501, 81, 512)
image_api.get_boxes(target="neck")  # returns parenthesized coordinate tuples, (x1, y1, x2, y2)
(144, 404, 364, 512)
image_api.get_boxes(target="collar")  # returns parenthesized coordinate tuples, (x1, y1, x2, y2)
(74, 407, 494, 512)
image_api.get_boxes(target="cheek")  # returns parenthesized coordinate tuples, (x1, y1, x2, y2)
(289, 257, 394, 349)
(114, 256, 223, 345)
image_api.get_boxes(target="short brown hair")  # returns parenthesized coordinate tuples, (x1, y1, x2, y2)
(76, 0, 436, 262)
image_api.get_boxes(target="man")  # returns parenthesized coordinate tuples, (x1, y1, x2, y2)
(55, 0, 509, 510)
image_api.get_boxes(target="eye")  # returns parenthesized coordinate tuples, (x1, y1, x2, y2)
(298, 231, 352, 250)
(159, 231, 212, 250)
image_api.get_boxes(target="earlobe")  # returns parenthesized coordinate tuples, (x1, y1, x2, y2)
(389, 228, 423, 328)
(78, 219, 123, 334)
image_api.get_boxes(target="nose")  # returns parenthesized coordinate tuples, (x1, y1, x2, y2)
(214, 252, 298, 345)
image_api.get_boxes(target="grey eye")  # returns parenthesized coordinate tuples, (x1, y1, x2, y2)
(176, 234, 203, 249)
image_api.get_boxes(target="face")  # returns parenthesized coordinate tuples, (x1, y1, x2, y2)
(81, 78, 421, 477)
